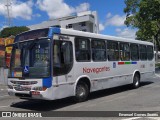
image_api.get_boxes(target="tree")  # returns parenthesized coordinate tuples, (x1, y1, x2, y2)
(0, 26, 30, 38)
(124, 0, 160, 50)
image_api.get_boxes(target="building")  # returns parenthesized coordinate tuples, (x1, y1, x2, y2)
(28, 11, 99, 33)
(0, 37, 14, 68)
(0, 38, 5, 67)
(0, 38, 5, 57)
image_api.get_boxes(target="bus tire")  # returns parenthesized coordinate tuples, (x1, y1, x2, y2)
(132, 73, 140, 89)
(74, 81, 89, 102)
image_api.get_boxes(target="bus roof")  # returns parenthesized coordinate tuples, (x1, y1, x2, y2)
(15, 27, 153, 46)
(58, 27, 153, 46)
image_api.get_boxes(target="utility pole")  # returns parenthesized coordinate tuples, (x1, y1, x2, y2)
(152, 36, 158, 63)
(5, 0, 12, 27)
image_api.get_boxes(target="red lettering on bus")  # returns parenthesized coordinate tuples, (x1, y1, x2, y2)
(83, 66, 110, 74)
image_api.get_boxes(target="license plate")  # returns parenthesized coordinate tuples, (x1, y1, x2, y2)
(14, 84, 21, 88)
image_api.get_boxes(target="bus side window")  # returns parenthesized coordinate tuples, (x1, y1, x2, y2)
(75, 38, 91, 62)
(91, 39, 106, 61)
(107, 41, 119, 61)
(130, 44, 139, 60)
(147, 45, 154, 60)
(120, 42, 130, 61)
(140, 45, 147, 60)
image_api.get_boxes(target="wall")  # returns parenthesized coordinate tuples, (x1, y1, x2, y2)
(0, 68, 8, 85)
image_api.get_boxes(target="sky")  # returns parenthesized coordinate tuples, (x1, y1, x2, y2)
(0, 0, 137, 39)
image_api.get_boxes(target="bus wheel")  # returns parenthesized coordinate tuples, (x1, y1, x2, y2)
(132, 73, 140, 89)
(75, 81, 89, 102)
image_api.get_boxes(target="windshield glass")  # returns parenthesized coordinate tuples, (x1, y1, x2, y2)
(9, 39, 50, 78)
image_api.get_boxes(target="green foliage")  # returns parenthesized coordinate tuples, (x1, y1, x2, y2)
(124, 0, 160, 50)
(0, 26, 30, 38)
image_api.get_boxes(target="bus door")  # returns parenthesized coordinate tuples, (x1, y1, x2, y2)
(52, 38, 74, 86)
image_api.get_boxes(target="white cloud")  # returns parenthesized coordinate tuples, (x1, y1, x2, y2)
(0, 0, 33, 20)
(99, 23, 105, 31)
(33, 14, 41, 18)
(116, 28, 137, 39)
(11, 1, 33, 20)
(115, 28, 121, 32)
(106, 12, 112, 18)
(98, 13, 126, 32)
(0, 25, 8, 31)
(105, 14, 126, 27)
(36, 0, 90, 19)
(75, 3, 90, 13)
(37, 0, 74, 19)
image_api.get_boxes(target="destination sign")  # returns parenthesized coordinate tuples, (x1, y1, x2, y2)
(15, 28, 49, 42)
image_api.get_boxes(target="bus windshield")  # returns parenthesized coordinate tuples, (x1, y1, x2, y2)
(9, 39, 50, 78)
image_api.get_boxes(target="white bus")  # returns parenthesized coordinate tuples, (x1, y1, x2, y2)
(8, 27, 155, 102)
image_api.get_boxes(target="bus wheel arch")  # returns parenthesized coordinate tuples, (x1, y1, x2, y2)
(132, 71, 141, 89)
(74, 77, 91, 102)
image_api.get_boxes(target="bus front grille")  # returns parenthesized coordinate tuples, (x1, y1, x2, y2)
(14, 86, 31, 91)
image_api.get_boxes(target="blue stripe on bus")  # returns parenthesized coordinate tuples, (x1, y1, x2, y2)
(132, 62, 137, 64)
(42, 77, 52, 88)
(48, 27, 61, 38)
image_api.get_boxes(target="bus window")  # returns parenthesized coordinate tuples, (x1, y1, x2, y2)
(91, 39, 106, 61)
(9, 39, 51, 78)
(53, 40, 73, 76)
(140, 45, 147, 60)
(75, 38, 91, 62)
(107, 41, 119, 61)
(130, 44, 139, 60)
(147, 45, 154, 60)
(31, 42, 49, 67)
(120, 42, 130, 61)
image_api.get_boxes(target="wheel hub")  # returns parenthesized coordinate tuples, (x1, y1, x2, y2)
(77, 87, 85, 97)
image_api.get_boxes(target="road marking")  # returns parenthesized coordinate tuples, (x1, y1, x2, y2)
(148, 117, 160, 120)
(71, 104, 84, 109)
(121, 117, 141, 120)
(155, 74, 160, 78)
(122, 117, 159, 120)
(0, 105, 10, 108)
(0, 95, 9, 98)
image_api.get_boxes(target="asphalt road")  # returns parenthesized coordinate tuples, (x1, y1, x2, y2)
(0, 70, 160, 120)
